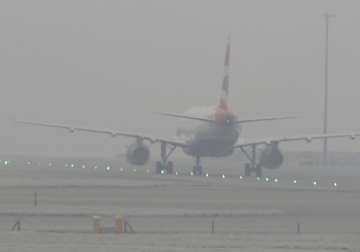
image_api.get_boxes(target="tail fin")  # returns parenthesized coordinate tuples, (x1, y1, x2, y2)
(219, 36, 231, 111)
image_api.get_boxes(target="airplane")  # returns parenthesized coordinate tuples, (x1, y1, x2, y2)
(18, 37, 360, 177)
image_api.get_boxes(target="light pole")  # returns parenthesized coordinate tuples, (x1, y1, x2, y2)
(323, 13, 335, 168)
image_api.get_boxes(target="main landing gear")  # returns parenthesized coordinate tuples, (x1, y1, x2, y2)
(154, 142, 204, 176)
(240, 144, 263, 177)
(155, 142, 176, 175)
(192, 156, 203, 176)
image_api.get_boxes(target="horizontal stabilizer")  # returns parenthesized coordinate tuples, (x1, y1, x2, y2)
(236, 116, 296, 124)
(156, 112, 295, 124)
(155, 112, 215, 123)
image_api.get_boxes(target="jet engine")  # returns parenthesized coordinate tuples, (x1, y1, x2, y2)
(126, 142, 150, 166)
(259, 143, 284, 169)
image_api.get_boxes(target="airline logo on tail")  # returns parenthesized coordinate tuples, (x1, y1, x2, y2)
(219, 37, 231, 112)
(215, 37, 235, 124)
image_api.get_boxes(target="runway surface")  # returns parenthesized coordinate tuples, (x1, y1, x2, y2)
(0, 156, 359, 251)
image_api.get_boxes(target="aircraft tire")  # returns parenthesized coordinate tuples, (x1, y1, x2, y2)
(155, 161, 163, 175)
(255, 165, 262, 178)
(193, 165, 203, 176)
(244, 163, 251, 177)
(166, 161, 174, 175)
(198, 165, 203, 176)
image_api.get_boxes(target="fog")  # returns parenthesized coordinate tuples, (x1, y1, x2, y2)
(0, 0, 359, 156)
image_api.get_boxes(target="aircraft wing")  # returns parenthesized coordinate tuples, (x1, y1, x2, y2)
(17, 120, 188, 148)
(234, 132, 359, 148)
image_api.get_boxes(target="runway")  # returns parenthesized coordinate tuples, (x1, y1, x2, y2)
(0, 156, 359, 251)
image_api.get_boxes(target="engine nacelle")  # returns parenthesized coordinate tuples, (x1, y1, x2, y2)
(126, 142, 150, 166)
(259, 143, 284, 169)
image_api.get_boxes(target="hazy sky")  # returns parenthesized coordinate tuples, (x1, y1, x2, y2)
(0, 0, 360, 157)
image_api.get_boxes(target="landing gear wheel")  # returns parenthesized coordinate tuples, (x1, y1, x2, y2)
(156, 142, 177, 175)
(166, 161, 174, 175)
(255, 165, 262, 178)
(155, 161, 174, 175)
(155, 161, 163, 175)
(244, 163, 251, 177)
(192, 156, 203, 176)
(193, 165, 203, 176)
